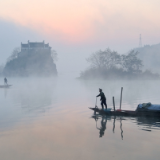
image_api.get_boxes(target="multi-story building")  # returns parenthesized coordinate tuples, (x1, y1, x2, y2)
(21, 41, 51, 52)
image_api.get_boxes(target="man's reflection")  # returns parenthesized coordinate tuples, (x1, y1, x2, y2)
(97, 116, 107, 137)
(93, 116, 107, 138)
(4, 88, 8, 98)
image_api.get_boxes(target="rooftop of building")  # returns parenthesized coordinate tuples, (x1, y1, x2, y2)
(21, 41, 51, 49)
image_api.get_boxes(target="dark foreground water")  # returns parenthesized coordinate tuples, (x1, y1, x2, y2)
(0, 76, 160, 160)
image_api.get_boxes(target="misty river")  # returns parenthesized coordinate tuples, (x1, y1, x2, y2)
(0, 75, 160, 160)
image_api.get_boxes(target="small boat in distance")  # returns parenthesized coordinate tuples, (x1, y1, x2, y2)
(89, 103, 160, 117)
(0, 85, 12, 88)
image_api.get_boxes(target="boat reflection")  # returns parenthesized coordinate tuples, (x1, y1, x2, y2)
(92, 115, 160, 138)
(136, 116, 160, 131)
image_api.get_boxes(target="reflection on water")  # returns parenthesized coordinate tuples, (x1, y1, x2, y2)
(0, 77, 160, 159)
(4, 88, 8, 98)
(136, 116, 160, 131)
(94, 115, 108, 138)
(92, 115, 124, 139)
(92, 114, 160, 140)
(120, 117, 123, 139)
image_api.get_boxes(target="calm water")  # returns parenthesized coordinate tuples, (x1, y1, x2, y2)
(0, 76, 160, 160)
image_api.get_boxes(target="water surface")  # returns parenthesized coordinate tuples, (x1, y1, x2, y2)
(0, 76, 160, 160)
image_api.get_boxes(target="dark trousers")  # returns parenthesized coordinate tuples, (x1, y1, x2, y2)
(101, 99, 107, 109)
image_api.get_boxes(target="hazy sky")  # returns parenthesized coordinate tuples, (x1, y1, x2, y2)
(0, 0, 160, 75)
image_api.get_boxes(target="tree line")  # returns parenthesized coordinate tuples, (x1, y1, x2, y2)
(80, 49, 159, 79)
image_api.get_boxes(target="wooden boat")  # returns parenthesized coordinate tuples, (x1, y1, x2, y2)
(0, 85, 12, 88)
(89, 103, 160, 117)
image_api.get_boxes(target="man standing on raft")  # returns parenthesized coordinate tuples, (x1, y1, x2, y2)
(96, 88, 107, 110)
(4, 77, 8, 85)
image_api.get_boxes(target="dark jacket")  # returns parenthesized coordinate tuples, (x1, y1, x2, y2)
(97, 92, 106, 101)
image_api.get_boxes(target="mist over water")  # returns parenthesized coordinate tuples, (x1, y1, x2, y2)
(0, 75, 160, 159)
(1, 0, 160, 159)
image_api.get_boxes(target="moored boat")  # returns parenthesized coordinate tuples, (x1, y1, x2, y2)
(89, 103, 160, 117)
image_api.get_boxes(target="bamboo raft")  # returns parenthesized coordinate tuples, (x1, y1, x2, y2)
(89, 107, 160, 117)
(0, 85, 12, 88)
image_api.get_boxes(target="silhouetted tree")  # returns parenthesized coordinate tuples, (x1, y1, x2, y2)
(87, 48, 121, 69)
(0, 65, 4, 76)
(51, 50, 58, 62)
(79, 48, 158, 79)
(121, 50, 143, 73)
(7, 47, 20, 62)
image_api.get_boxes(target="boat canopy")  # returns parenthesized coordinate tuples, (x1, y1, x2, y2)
(137, 103, 160, 111)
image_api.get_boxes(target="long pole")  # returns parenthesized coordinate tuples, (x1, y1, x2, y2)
(113, 96, 115, 111)
(95, 97, 97, 108)
(94, 97, 97, 115)
(120, 87, 123, 110)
